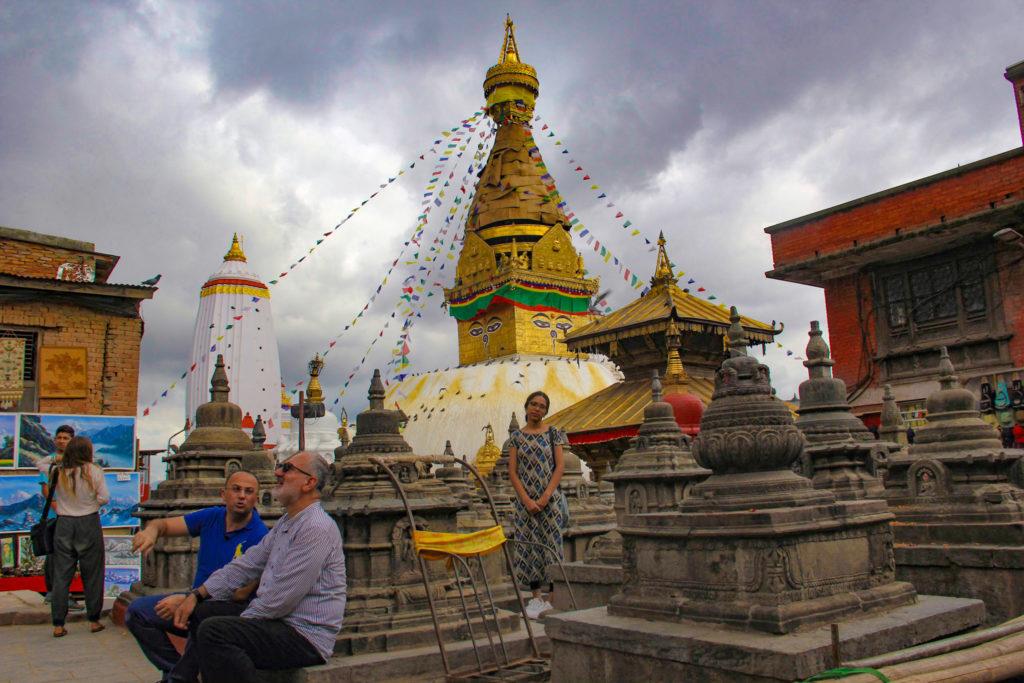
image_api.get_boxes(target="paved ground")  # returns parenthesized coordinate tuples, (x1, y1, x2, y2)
(0, 591, 156, 683)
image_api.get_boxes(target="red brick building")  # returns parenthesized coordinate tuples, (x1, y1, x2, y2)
(0, 226, 155, 415)
(766, 60, 1024, 426)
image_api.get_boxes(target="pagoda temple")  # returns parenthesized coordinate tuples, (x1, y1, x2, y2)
(548, 233, 780, 475)
(186, 234, 283, 447)
(385, 17, 619, 458)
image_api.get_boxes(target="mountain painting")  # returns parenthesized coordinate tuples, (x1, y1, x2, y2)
(104, 566, 140, 597)
(0, 475, 45, 534)
(0, 472, 139, 532)
(17, 413, 135, 469)
(0, 414, 15, 467)
(101, 472, 141, 528)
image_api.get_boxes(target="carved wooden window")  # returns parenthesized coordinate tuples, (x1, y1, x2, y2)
(879, 250, 991, 332)
(873, 243, 1004, 380)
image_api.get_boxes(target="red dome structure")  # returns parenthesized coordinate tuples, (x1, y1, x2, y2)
(663, 391, 704, 435)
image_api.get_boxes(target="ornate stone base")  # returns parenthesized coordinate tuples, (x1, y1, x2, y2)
(335, 605, 522, 655)
(611, 492, 913, 634)
(896, 544, 1024, 626)
(546, 597, 985, 683)
(550, 561, 623, 611)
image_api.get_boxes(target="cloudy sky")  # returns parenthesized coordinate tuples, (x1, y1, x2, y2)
(2, 1, 1023, 452)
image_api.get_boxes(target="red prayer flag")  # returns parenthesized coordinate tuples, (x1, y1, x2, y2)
(615, 212, 623, 218)
(575, 166, 583, 171)
(583, 175, 591, 180)
(698, 287, 706, 292)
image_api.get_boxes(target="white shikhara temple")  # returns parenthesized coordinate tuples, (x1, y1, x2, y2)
(186, 235, 283, 447)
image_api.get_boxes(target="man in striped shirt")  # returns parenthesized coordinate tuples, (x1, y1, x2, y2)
(172, 452, 346, 683)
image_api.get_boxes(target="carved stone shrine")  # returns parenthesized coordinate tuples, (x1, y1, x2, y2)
(545, 312, 984, 682)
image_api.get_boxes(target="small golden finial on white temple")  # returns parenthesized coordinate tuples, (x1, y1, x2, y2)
(224, 233, 247, 262)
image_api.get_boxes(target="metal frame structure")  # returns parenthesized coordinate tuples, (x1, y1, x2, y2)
(370, 454, 577, 682)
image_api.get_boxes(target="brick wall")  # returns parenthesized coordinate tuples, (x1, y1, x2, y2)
(769, 151, 1024, 267)
(1, 300, 142, 416)
(821, 273, 875, 389)
(0, 238, 95, 280)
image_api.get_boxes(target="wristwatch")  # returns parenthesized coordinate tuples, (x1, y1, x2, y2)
(190, 589, 206, 603)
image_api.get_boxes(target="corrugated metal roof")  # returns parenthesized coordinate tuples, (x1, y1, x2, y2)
(565, 285, 776, 345)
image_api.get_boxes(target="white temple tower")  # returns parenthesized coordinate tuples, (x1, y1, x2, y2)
(186, 235, 283, 447)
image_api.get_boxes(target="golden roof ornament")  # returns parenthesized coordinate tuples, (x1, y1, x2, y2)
(224, 233, 247, 262)
(664, 319, 690, 382)
(306, 353, 325, 404)
(475, 423, 502, 480)
(650, 232, 678, 291)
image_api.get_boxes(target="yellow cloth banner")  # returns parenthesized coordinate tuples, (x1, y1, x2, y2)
(413, 525, 507, 561)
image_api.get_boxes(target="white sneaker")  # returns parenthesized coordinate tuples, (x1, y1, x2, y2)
(524, 597, 545, 619)
(536, 599, 554, 617)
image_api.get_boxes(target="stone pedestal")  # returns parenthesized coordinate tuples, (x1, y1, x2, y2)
(884, 347, 1024, 624)
(547, 597, 984, 683)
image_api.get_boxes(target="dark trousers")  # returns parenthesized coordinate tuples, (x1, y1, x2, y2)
(194, 605, 324, 683)
(50, 513, 104, 626)
(125, 593, 189, 680)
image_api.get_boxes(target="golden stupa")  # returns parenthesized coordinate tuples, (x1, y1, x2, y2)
(385, 17, 620, 459)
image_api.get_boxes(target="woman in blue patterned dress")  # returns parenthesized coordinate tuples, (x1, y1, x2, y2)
(509, 390, 566, 619)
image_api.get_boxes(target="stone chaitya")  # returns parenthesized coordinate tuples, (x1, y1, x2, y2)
(322, 369, 519, 654)
(545, 311, 984, 683)
(558, 445, 615, 563)
(885, 346, 1024, 624)
(794, 321, 892, 500)
(553, 370, 710, 610)
(119, 355, 278, 612)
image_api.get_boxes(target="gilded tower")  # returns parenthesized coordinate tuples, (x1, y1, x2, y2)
(445, 16, 599, 365)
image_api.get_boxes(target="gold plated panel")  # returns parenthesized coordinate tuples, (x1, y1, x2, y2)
(532, 224, 584, 277)
(455, 231, 497, 284)
(457, 301, 597, 365)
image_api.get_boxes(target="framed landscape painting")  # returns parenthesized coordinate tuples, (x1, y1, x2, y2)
(101, 472, 141, 528)
(18, 413, 135, 470)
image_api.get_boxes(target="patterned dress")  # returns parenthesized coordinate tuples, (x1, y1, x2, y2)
(511, 427, 567, 588)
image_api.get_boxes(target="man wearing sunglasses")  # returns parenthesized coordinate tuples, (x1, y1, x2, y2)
(126, 470, 268, 683)
(173, 452, 346, 683)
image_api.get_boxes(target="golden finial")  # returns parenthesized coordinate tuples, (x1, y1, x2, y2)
(500, 14, 521, 64)
(650, 231, 678, 290)
(224, 233, 247, 262)
(306, 353, 325, 404)
(664, 320, 690, 382)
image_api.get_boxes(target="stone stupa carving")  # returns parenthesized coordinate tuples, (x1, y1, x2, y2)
(121, 355, 278, 605)
(884, 347, 1024, 623)
(794, 320, 891, 500)
(608, 308, 916, 633)
(322, 369, 519, 654)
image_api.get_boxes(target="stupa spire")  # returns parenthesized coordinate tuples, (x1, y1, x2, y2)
(444, 17, 598, 366)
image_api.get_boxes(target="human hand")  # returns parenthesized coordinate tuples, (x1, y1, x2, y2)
(154, 593, 187, 620)
(525, 498, 542, 515)
(172, 594, 198, 630)
(131, 530, 155, 556)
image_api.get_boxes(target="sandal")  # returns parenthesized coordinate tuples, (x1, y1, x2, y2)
(53, 626, 68, 638)
(89, 622, 105, 633)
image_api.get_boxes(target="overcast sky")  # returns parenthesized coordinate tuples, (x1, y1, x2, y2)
(2, 1, 1023, 452)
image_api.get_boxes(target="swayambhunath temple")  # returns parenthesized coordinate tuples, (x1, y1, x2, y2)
(4, 7, 1024, 683)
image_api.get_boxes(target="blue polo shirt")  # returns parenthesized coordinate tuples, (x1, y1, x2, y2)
(184, 506, 269, 588)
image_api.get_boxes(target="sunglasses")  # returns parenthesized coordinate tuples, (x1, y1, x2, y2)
(277, 461, 314, 478)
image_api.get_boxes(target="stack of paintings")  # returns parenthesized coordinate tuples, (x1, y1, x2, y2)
(0, 412, 140, 579)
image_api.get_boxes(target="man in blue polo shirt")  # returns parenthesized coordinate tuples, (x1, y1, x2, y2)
(126, 471, 268, 683)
